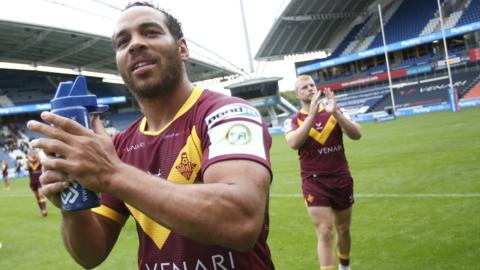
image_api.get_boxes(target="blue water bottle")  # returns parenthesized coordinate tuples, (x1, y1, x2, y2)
(50, 76, 108, 211)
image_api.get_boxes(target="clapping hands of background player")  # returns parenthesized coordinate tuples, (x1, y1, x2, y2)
(322, 88, 337, 114)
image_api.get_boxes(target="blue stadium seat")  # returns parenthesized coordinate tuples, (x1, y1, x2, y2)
(328, 20, 367, 59)
(106, 111, 143, 131)
(457, 0, 480, 26)
(369, 0, 438, 48)
(370, 69, 480, 111)
(336, 87, 390, 114)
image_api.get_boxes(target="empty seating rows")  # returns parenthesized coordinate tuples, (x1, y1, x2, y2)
(336, 87, 390, 114)
(105, 111, 143, 131)
(457, 0, 480, 26)
(327, 0, 475, 58)
(370, 68, 480, 111)
(369, 0, 438, 49)
(328, 22, 366, 59)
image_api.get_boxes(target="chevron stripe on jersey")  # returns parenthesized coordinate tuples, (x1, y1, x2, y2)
(92, 86, 274, 269)
(284, 108, 349, 177)
(297, 115, 337, 145)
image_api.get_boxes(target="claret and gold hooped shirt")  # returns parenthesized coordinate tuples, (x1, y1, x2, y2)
(92, 86, 275, 270)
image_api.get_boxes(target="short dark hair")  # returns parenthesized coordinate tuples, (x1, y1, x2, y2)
(124, 1, 184, 40)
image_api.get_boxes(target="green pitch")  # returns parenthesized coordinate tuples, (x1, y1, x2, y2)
(0, 107, 479, 269)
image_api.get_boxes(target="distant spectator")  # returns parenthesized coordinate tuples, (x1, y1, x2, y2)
(2, 160, 10, 191)
(432, 43, 440, 56)
(15, 157, 22, 177)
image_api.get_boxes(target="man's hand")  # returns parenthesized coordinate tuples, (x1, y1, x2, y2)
(309, 90, 323, 116)
(27, 111, 121, 194)
(323, 88, 337, 114)
(38, 156, 71, 208)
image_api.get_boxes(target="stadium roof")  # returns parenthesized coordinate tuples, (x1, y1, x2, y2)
(255, 0, 380, 61)
(0, 20, 238, 82)
(225, 77, 282, 89)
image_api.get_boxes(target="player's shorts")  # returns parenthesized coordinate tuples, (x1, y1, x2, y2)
(30, 179, 41, 191)
(2, 172, 7, 178)
(302, 173, 354, 210)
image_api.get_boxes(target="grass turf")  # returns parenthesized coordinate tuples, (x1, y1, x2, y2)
(0, 107, 479, 269)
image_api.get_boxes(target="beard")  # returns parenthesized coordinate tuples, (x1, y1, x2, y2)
(123, 48, 184, 100)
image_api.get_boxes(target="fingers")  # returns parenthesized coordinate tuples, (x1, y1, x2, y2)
(312, 90, 322, 101)
(40, 181, 69, 196)
(40, 169, 71, 186)
(39, 170, 71, 208)
(41, 111, 94, 136)
(40, 157, 78, 175)
(31, 138, 74, 159)
(323, 87, 336, 113)
(37, 150, 49, 166)
(92, 116, 108, 136)
(27, 111, 93, 138)
(310, 91, 322, 109)
(39, 182, 67, 209)
(27, 119, 72, 143)
(323, 87, 333, 97)
(37, 149, 76, 174)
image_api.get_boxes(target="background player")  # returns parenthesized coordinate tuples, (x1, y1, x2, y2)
(283, 75, 362, 270)
(27, 149, 47, 217)
(2, 160, 10, 191)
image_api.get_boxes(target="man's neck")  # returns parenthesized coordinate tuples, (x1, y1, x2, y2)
(301, 101, 310, 113)
(139, 78, 194, 132)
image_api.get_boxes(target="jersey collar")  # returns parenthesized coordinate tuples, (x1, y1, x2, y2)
(139, 85, 204, 135)
(300, 104, 324, 115)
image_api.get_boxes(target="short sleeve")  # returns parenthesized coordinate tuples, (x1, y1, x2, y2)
(91, 193, 129, 225)
(283, 115, 298, 134)
(201, 102, 272, 174)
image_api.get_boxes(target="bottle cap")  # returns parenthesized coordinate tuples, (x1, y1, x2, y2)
(50, 76, 108, 113)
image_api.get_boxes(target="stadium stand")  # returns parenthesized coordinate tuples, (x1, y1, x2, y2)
(105, 111, 143, 131)
(368, 67, 480, 111)
(336, 87, 390, 114)
(353, 0, 403, 52)
(369, 0, 438, 48)
(328, 20, 368, 59)
(0, 124, 30, 168)
(0, 149, 12, 163)
(457, 0, 480, 26)
(0, 69, 133, 107)
(277, 0, 480, 116)
(463, 80, 480, 98)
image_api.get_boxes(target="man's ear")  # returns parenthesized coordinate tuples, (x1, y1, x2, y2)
(178, 38, 189, 60)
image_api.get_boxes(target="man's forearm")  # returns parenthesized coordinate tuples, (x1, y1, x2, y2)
(333, 111, 362, 140)
(285, 114, 316, 149)
(61, 211, 117, 268)
(105, 161, 269, 251)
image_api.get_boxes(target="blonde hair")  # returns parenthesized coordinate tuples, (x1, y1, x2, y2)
(295, 75, 314, 91)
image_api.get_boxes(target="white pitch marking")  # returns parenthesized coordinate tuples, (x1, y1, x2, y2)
(0, 194, 33, 197)
(270, 193, 480, 198)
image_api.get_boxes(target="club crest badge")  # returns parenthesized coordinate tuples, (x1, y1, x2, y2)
(175, 152, 197, 180)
